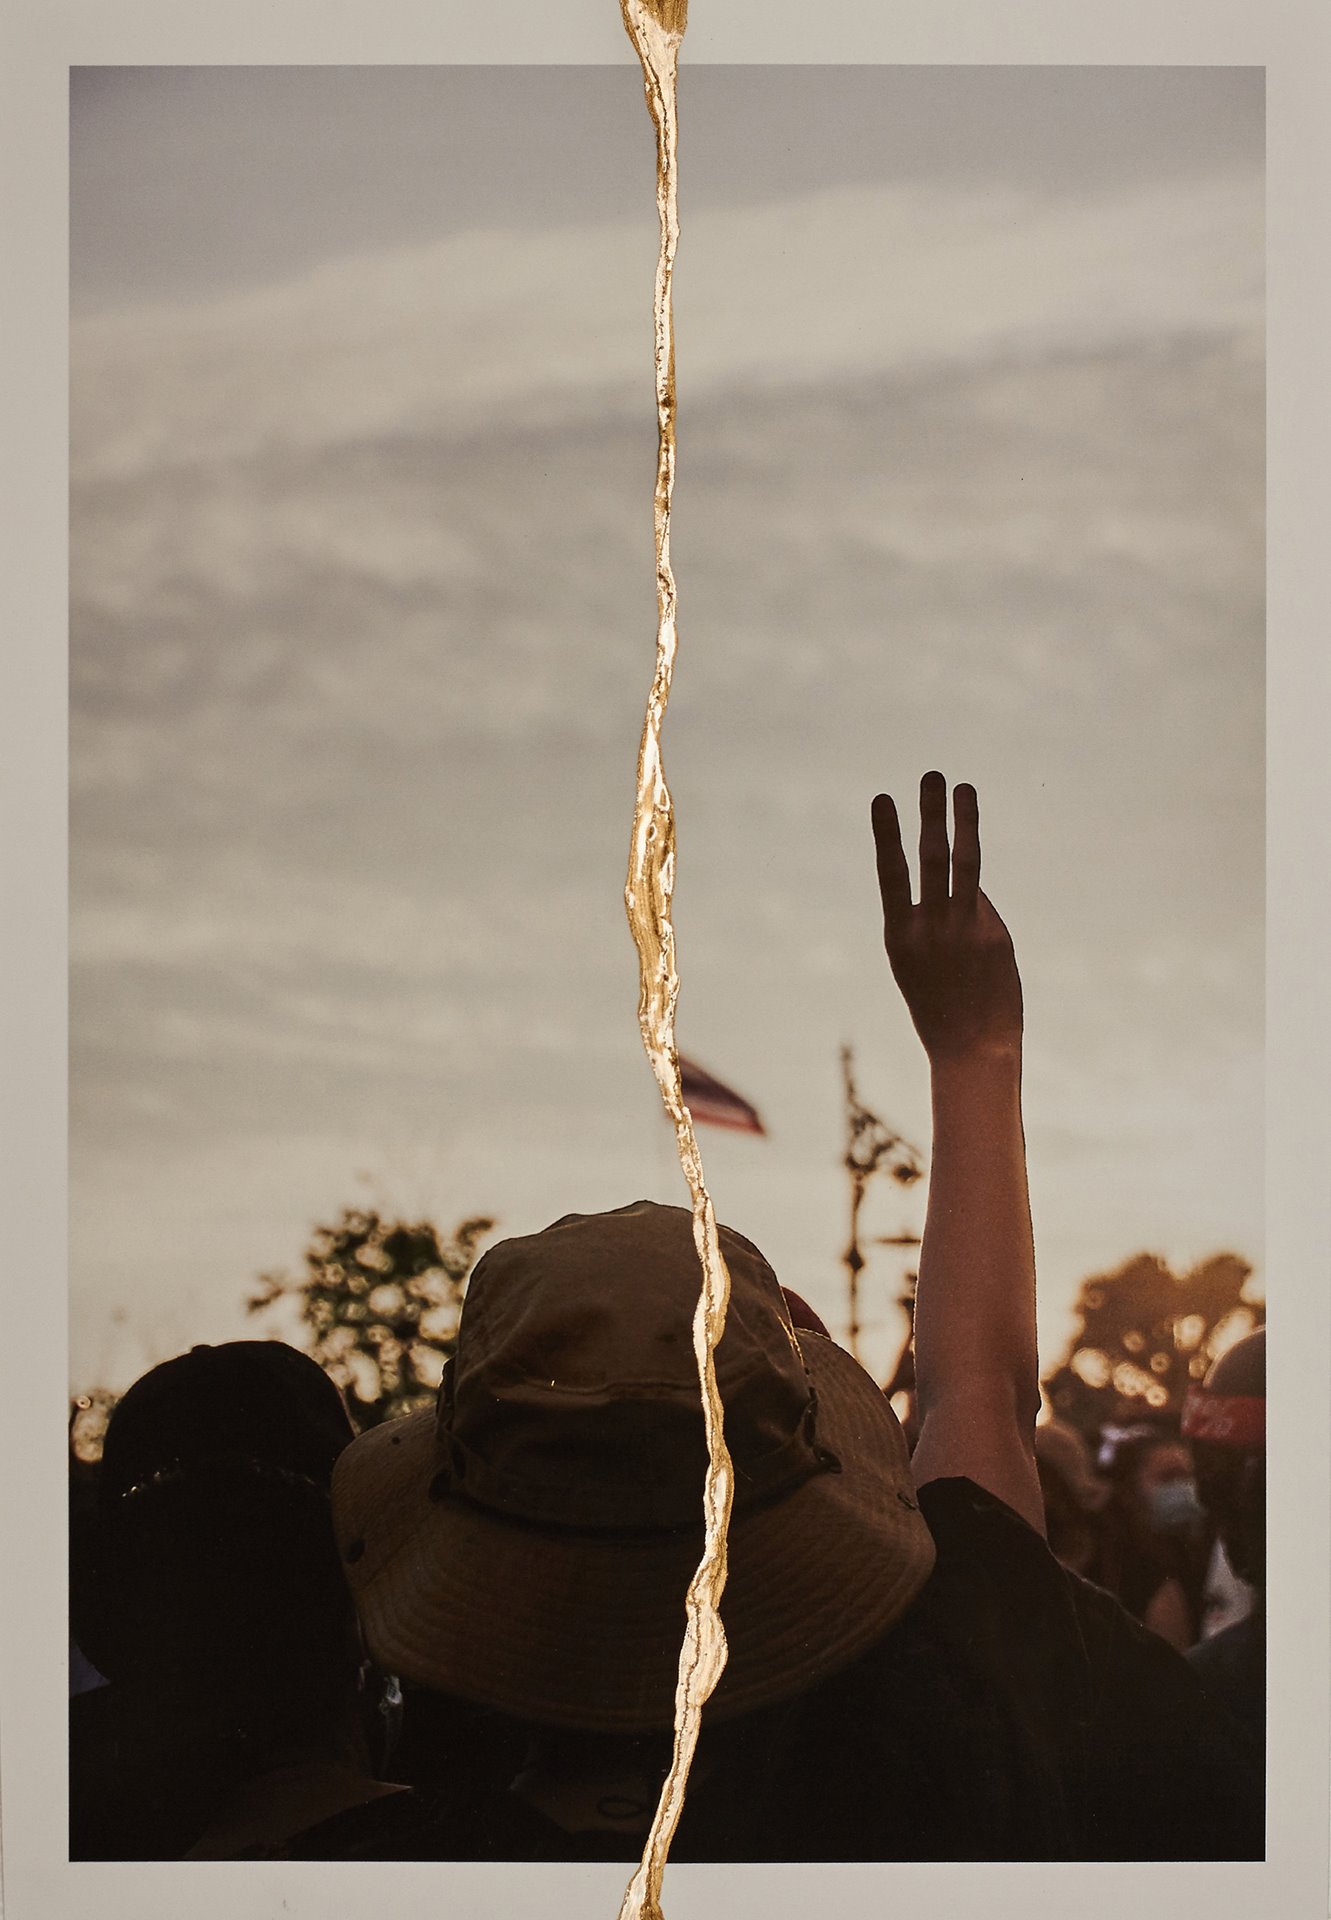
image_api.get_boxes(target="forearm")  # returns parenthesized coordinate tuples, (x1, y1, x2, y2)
(872, 774, 1042, 1525)
(913, 1043, 1040, 1432)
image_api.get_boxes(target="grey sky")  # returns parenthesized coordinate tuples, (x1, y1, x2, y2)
(71, 66, 1262, 313)
(70, 66, 1263, 1393)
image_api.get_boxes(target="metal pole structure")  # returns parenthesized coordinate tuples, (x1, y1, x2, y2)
(880, 1262, 920, 1402)
(845, 1186, 867, 1362)
(840, 1044, 925, 1369)
(840, 1048, 863, 1358)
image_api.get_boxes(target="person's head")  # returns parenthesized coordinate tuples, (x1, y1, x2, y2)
(332, 1200, 937, 1739)
(87, 1341, 364, 1760)
(1098, 1420, 1203, 1544)
(1182, 1327, 1265, 1589)
(1033, 1417, 1107, 1575)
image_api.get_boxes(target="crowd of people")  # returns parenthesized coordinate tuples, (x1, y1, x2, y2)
(68, 776, 1265, 1862)
(1034, 1391, 1264, 1658)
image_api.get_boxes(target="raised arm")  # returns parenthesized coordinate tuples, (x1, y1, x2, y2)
(871, 772, 1043, 1533)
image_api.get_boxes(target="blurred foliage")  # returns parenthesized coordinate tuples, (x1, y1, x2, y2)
(70, 1387, 120, 1467)
(1042, 1251, 1264, 1441)
(248, 1206, 495, 1430)
(71, 1217, 1262, 1465)
(67, 1208, 496, 1463)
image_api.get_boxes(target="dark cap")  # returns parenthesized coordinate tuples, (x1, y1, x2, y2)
(100, 1340, 354, 1510)
(87, 1342, 358, 1695)
(1182, 1327, 1266, 1452)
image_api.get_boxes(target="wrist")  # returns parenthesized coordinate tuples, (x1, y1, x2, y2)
(929, 1043, 1025, 1134)
(928, 1038, 1023, 1083)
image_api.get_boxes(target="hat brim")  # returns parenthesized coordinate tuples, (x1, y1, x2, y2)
(333, 1332, 936, 1734)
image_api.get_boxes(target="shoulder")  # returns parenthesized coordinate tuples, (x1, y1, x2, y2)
(915, 1473, 1067, 1599)
(917, 1471, 1044, 1540)
(909, 1475, 1099, 1706)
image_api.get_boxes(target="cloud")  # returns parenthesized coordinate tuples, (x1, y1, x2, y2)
(69, 162, 1265, 1380)
(72, 171, 1262, 484)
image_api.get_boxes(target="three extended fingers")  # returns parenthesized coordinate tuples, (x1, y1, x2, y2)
(872, 772, 981, 940)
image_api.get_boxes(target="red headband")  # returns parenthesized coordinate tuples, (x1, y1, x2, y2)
(1181, 1389, 1265, 1449)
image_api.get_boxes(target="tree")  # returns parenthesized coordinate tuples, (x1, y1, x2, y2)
(1041, 1251, 1263, 1442)
(248, 1206, 495, 1430)
(70, 1386, 121, 1466)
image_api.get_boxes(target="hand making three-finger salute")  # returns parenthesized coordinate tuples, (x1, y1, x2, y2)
(872, 774, 1043, 1534)
(871, 771, 1023, 1064)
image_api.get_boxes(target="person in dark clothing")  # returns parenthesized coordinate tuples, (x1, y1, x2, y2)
(70, 1340, 411, 1859)
(326, 775, 1260, 1863)
(1183, 1326, 1265, 1776)
(1090, 1420, 1211, 1650)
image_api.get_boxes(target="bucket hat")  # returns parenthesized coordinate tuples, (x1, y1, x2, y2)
(332, 1201, 935, 1733)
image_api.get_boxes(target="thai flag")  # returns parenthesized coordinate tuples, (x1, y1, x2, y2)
(678, 1054, 766, 1136)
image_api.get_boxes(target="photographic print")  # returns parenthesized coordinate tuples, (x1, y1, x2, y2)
(67, 53, 1265, 1873)
(0, 4, 1326, 1918)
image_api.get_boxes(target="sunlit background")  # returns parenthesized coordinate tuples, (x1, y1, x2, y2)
(70, 66, 1263, 1395)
